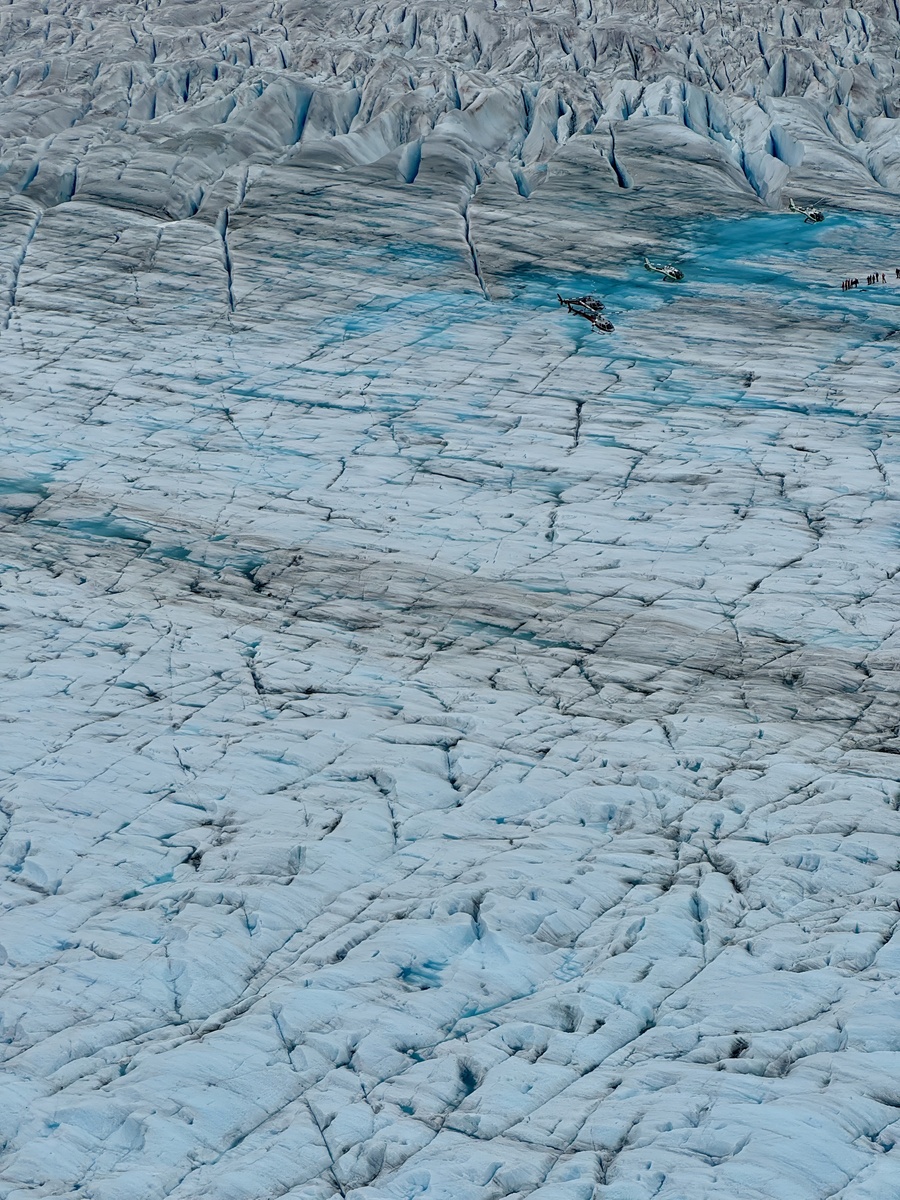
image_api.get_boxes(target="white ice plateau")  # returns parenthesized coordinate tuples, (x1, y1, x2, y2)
(2, 2, 900, 1198)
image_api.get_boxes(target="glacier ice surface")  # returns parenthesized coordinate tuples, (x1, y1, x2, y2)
(2, 2, 900, 1198)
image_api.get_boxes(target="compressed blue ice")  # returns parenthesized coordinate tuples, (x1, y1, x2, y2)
(2, 3, 900, 1199)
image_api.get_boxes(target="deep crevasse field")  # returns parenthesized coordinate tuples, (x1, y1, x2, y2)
(2, 3, 900, 1199)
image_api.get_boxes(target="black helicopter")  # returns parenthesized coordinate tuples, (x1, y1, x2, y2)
(557, 294, 614, 333)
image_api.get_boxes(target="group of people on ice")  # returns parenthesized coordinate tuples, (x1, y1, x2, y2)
(841, 270, 899, 290)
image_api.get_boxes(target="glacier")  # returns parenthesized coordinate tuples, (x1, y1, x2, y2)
(2, 2, 900, 1198)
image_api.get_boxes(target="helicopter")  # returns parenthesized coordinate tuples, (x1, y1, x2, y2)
(557, 293, 615, 333)
(788, 198, 824, 223)
(644, 257, 684, 282)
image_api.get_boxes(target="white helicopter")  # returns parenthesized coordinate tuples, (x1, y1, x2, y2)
(788, 198, 824, 223)
(644, 257, 684, 282)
